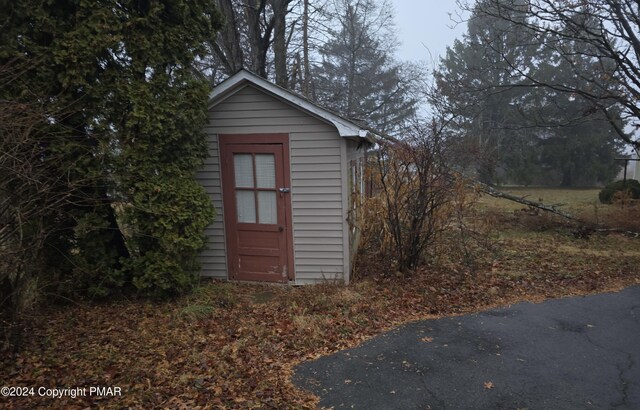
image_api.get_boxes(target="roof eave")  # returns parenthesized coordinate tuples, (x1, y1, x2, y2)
(209, 70, 369, 140)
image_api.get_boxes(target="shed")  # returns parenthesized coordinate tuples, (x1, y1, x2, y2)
(196, 70, 373, 285)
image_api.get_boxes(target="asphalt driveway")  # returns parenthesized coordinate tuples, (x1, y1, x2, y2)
(293, 286, 640, 409)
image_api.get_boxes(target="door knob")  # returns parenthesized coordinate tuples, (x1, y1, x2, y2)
(279, 187, 290, 193)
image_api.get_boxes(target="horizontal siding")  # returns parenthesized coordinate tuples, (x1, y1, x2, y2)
(211, 101, 294, 112)
(291, 186, 343, 195)
(196, 84, 346, 283)
(198, 164, 220, 175)
(295, 236, 343, 245)
(294, 228, 344, 237)
(289, 179, 342, 188)
(210, 109, 309, 120)
(295, 250, 344, 258)
(292, 163, 341, 173)
(293, 215, 344, 224)
(200, 263, 227, 278)
(204, 124, 334, 134)
(293, 208, 343, 216)
(293, 171, 341, 180)
(208, 116, 328, 128)
(291, 138, 341, 149)
(201, 234, 224, 243)
(294, 194, 342, 203)
(291, 201, 342, 209)
(196, 185, 221, 195)
(291, 156, 341, 165)
(215, 91, 278, 104)
(290, 148, 341, 157)
(196, 131, 227, 280)
(296, 244, 343, 252)
(197, 171, 219, 180)
(292, 258, 343, 266)
(290, 121, 345, 281)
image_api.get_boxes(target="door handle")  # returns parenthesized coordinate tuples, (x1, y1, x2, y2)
(278, 226, 284, 232)
(279, 188, 290, 193)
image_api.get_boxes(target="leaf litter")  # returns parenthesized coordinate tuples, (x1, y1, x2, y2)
(2, 227, 639, 408)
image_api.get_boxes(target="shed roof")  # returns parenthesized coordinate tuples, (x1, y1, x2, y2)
(209, 70, 376, 141)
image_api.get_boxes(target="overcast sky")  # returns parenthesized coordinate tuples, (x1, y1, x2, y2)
(391, 1, 468, 67)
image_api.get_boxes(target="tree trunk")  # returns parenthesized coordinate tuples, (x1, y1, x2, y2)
(245, 0, 272, 78)
(346, 6, 357, 116)
(272, 0, 288, 87)
(302, 0, 310, 97)
(212, 0, 244, 74)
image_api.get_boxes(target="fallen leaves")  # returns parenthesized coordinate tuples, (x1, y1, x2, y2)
(1, 219, 639, 408)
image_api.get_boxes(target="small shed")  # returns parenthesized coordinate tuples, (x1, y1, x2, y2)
(196, 70, 372, 285)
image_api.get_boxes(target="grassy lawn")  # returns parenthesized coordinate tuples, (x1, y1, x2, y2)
(2, 188, 639, 409)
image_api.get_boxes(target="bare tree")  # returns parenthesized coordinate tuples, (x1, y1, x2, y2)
(272, 0, 290, 86)
(302, 0, 311, 96)
(0, 59, 93, 350)
(372, 122, 455, 272)
(211, 0, 245, 74)
(457, 0, 640, 151)
(311, 0, 423, 134)
(210, 0, 299, 85)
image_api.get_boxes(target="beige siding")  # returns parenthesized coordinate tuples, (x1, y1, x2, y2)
(197, 85, 348, 283)
(195, 138, 227, 279)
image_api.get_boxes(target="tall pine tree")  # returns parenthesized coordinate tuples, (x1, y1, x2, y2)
(434, 0, 623, 186)
(312, 0, 420, 134)
(435, 0, 538, 184)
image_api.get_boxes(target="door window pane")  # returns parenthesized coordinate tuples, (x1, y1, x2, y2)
(236, 190, 256, 223)
(234, 154, 254, 188)
(255, 154, 276, 188)
(258, 191, 277, 224)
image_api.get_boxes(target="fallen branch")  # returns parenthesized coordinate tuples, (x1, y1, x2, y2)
(472, 182, 640, 238)
(474, 182, 577, 221)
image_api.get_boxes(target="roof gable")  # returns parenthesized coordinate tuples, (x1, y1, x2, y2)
(209, 70, 370, 139)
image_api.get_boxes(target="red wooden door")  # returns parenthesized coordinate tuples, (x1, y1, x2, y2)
(219, 134, 294, 282)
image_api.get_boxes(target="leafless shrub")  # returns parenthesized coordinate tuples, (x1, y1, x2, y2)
(356, 122, 463, 274)
(0, 59, 89, 350)
(441, 180, 499, 268)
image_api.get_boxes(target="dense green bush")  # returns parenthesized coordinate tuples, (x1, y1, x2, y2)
(124, 177, 216, 296)
(599, 179, 640, 203)
(2, 0, 222, 308)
